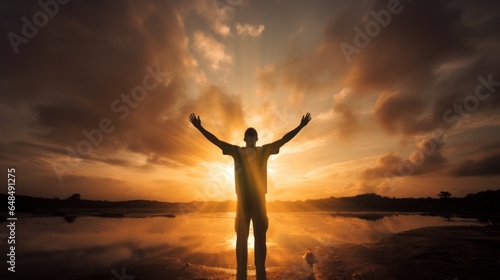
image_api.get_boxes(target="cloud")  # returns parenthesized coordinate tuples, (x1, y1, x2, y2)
(0, 0, 246, 192)
(361, 135, 447, 180)
(332, 88, 360, 139)
(360, 152, 404, 180)
(128, 1, 500, 201)
(257, 0, 500, 139)
(288, 27, 304, 41)
(449, 153, 500, 177)
(180, 85, 247, 142)
(177, 0, 233, 37)
(256, 46, 341, 97)
(235, 23, 265, 37)
(193, 31, 233, 70)
(356, 134, 450, 197)
(373, 91, 433, 135)
(330, 0, 468, 92)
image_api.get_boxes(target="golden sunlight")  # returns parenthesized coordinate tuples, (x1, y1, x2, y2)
(229, 234, 255, 251)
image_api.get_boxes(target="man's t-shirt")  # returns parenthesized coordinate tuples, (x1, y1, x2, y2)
(222, 143, 280, 195)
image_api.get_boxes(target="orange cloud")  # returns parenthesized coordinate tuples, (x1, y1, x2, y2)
(235, 23, 265, 37)
(193, 31, 233, 70)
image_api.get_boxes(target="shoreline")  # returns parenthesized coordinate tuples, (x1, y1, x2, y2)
(42, 225, 499, 280)
(314, 225, 500, 280)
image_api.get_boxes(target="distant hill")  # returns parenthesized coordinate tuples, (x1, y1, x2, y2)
(0, 193, 180, 213)
(300, 190, 500, 213)
(1, 190, 499, 214)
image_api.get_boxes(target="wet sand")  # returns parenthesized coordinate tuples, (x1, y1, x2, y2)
(51, 226, 499, 280)
(314, 225, 500, 279)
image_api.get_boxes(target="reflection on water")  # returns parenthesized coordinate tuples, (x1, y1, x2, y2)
(1, 212, 479, 277)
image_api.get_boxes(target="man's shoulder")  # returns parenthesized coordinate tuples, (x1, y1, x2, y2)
(222, 143, 239, 155)
(261, 142, 280, 155)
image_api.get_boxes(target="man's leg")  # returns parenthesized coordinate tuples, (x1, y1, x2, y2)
(236, 198, 251, 279)
(253, 195, 269, 280)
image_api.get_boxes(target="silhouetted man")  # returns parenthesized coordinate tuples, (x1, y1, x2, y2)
(189, 112, 311, 279)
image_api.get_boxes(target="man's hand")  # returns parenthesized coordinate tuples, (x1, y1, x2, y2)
(300, 112, 312, 127)
(274, 112, 312, 147)
(189, 113, 230, 150)
(189, 113, 202, 129)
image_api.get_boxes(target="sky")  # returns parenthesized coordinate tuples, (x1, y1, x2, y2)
(1, 0, 499, 202)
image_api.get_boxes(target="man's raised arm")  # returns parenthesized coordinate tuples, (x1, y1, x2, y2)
(189, 113, 231, 150)
(273, 112, 312, 148)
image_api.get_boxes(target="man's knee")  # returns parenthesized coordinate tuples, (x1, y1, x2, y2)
(235, 217, 250, 234)
(253, 216, 269, 233)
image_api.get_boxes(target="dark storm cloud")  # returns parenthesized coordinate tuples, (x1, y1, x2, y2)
(254, 0, 500, 186)
(258, 0, 500, 138)
(361, 135, 447, 179)
(449, 153, 500, 177)
(0, 141, 60, 170)
(373, 91, 433, 135)
(351, 0, 500, 137)
(258, 0, 469, 92)
(445, 134, 500, 178)
(341, 0, 466, 91)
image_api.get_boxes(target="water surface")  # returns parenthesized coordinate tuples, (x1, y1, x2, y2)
(0, 212, 480, 278)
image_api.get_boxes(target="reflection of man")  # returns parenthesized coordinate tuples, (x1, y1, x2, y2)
(189, 112, 311, 280)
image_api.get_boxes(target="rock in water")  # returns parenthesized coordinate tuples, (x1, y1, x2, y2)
(303, 248, 318, 267)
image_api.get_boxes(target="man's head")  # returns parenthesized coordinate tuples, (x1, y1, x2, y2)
(244, 127, 258, 147)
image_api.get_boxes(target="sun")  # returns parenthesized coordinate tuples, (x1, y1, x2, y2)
(228, 234, 255, 250)
(224, 165, 235, 179)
